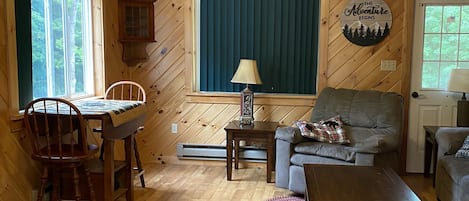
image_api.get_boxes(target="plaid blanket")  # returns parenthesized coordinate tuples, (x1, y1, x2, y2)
(296, 115, 350, 144)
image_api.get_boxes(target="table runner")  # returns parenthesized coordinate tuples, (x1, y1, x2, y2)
(71, 99, 146, 127)
(31, 99, 146, 127)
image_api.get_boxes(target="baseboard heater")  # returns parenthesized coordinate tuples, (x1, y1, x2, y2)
(176, 143, 267, 162)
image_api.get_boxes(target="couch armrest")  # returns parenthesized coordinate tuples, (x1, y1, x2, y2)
(274, 126, 307, 189)
(275, 127, 308, 144)
(275, 139, 291, 189)
(351, 134, 398, 154)
(435, 127, 469, 156)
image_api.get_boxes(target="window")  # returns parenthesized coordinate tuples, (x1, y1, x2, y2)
(195, 0, 319, 94)
(419, 3, 469, 89)
(16, 0, 95, 109)
(31, 0, 94, 98)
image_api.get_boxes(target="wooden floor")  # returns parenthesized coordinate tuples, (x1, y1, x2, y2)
(125, 163, 436, 201)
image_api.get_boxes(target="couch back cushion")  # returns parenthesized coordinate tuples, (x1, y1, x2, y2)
(311, 87, 403, 129)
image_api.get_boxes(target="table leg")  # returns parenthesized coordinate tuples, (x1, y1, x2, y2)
(227, 132, 233, 181)
(125, 134, 135, 200)
(266, 136, 273, 183)
(104, 139, 115, 201)
(424, 134, 432, 177)
(235, 139, 239, 169)
(432, 143, 438, 187)
(273, 137, 276, 171)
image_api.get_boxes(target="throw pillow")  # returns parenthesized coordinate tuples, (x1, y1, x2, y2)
(455, 135, 469, 158)
(296, 115, 350, 144)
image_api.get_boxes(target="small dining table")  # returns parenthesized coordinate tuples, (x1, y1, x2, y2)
(70, 99, 147, 201)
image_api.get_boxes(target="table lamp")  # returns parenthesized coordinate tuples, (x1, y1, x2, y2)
(231, 59, 263, 125)
(448, 68, 469, 127)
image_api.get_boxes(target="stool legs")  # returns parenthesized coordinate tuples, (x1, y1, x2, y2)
(37, 167, 49, 201)
(72, 167, 81, 200)
(133, 140, 145, 187)
(99, 137, 145, 187)
(36, 165, 95, 201)
(84, 165, 96, 201)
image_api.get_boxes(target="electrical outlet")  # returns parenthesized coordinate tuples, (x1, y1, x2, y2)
(381, 60, 397, 71)
(171, 123, 178, 134)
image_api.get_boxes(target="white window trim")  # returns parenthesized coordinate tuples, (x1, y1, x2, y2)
(413, 0, 469, 91)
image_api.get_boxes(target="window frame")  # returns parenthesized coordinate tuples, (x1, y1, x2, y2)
(31, 0, 95, 99)
(9, 0, 105, 117)
(414, 0, 469, 91)
(184, 0, 329, 106)
(193, 0, 320, 96)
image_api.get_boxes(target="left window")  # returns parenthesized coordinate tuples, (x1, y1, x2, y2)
(16, 0, 95, 109)
(31, 0, 94, 98)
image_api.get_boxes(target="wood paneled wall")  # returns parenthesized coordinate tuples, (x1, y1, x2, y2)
(1, 1, 41, 200)
(0, 0, 413, 200)
(103, 0, 413, 165)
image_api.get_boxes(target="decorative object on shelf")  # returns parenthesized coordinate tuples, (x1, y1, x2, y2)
(448, 68, 469, 127)
(341, 0, 392, 46)
(231, 59, 263, 125)
(118, 0, 156, 66)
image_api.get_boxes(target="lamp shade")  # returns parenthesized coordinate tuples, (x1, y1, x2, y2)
(448, 69, 469, 93)
(231, 59, 263, 85)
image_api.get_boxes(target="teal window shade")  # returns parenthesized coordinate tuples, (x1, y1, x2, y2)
(199, 0, 319, 94)
(16, 0, 33, 109)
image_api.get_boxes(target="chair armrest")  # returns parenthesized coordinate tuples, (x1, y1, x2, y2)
(435, 127, 469, 156)
(275, 127, 309, 144)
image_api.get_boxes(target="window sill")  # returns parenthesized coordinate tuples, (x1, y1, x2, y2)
(10, 111, 24, 133)
(186, 92, 317, 106)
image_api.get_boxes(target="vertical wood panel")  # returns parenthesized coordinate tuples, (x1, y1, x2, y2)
(1, 1, 41, 200)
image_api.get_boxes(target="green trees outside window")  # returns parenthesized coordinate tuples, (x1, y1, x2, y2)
(422, 5, 469, 89)
(29, 0, 93, 99)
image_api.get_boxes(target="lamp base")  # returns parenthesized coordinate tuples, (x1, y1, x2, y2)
(457, 100, 469, 127)
(239, 87, 254, 126)
(239, 116, 254, 126)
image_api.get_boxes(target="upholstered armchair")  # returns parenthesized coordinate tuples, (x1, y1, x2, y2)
(275, 87, 404, 194)
(435, 127, 469, 201)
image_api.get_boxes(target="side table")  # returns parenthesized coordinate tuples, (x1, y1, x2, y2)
(423, 125, 439, 187)
(224, 120, 279, 183)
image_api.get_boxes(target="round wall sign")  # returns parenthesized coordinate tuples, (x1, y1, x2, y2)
(341, 0, 392, 46)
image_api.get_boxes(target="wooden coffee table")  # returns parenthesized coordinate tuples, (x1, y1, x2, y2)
(304, 164, 420, 201)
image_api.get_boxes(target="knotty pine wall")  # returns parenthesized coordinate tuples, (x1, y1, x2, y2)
(107, 0, 413, 165)
(1, 0, 413, 200)
(1, 0, 41, 200)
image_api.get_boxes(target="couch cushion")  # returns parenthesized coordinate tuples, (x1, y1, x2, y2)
(347, 126, 400, 153)
(311, 87, 403, 130)
(439, 155, 469, 185)
(294, 141, 355, 162)
(290, 153, 355, 167)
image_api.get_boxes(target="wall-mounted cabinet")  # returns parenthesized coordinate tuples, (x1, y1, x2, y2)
(118, 0, 156, 66)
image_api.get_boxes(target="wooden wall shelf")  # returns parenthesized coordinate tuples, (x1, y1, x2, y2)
(118, 0, 156, 66)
